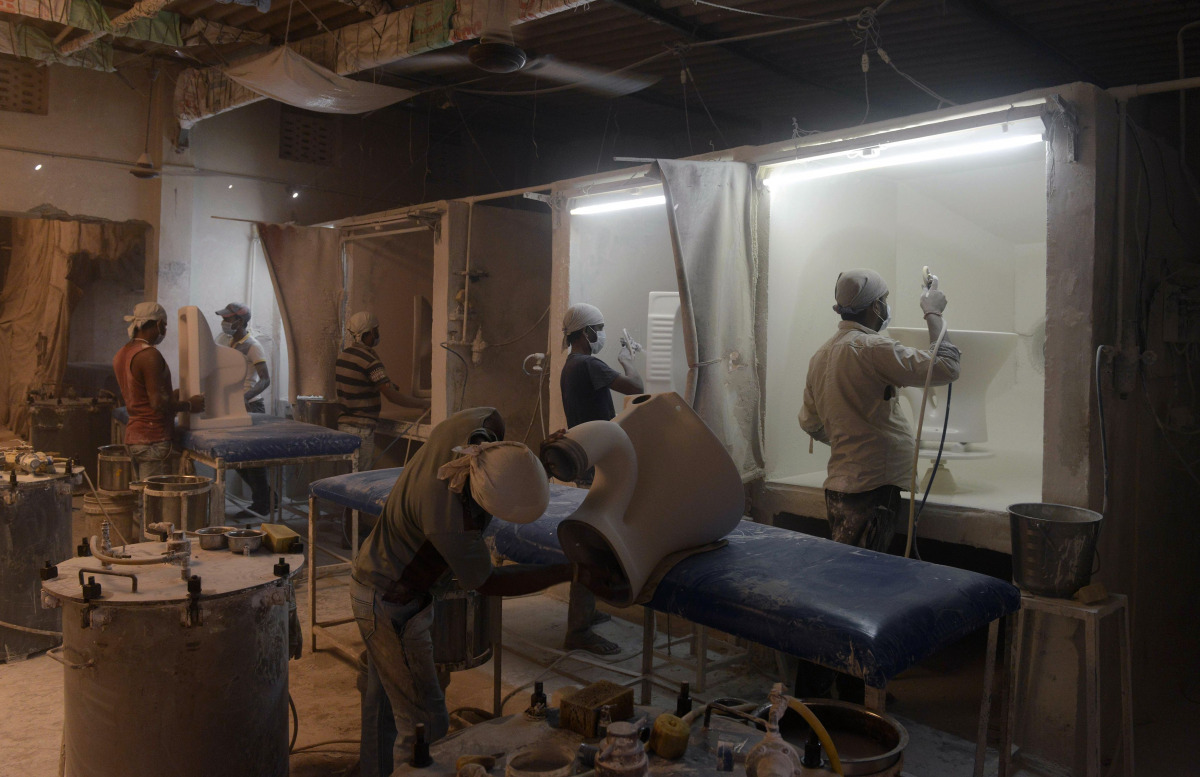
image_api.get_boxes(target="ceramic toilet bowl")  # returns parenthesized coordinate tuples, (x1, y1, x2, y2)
(551, 392, 744, 606)
(177, 305, 252, 430)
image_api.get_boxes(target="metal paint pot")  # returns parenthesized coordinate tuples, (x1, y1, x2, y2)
(96, 445, 132, 492)
(82, 491, 138, 547)
(0, 473, 72, 661)
(770, 700, 907, 776)
(41, 543, 303, 777)
(431, 584, 493, 671)
(138, 475, 212, 535)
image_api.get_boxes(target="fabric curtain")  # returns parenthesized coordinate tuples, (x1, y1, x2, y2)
(256, 223, 344, 404)
(224, 47, 415, 115)
(654, 159, 764, 481)
(0, 218, 145, 436)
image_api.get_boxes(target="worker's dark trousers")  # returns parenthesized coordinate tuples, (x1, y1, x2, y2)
(237, 399, 274, 512)
(794, 485, 902, 704)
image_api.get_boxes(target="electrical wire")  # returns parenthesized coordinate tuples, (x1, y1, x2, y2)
(690, 0, 825, 22)
(489, 307, 549, 348)
(440, 342, 470, 409)
(1095, 346, 1113, 515)
(289, 693, 299, 752)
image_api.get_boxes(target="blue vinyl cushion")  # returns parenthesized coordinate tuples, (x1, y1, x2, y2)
(113, 408, 360, 463)
(309, 469, 1019, 686)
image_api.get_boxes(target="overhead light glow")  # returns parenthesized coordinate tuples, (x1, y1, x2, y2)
(765, 134, 1044, 188)
(228, 184, 234, 189)
(570, 195, 666, 215)
(34, 163, 43, 171)
(291, 190, 300, 199)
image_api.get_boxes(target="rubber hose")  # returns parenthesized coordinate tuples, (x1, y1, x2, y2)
(905, 315, 948, 560)
(784, 697, 843, 776)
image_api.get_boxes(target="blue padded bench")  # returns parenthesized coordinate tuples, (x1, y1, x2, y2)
(308, 469, 1019, 777)
(114, 407, 360, 525)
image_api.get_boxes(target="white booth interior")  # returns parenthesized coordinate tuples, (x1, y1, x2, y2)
(567, 189, 683, 406)
(345, 230, 434, 425)
(764, 119, 1048, 511)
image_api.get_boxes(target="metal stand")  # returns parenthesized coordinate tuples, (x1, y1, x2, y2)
(307, 493, 361, 662)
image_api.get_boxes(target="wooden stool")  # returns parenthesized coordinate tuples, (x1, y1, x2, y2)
(1002, 593, 1134, 777)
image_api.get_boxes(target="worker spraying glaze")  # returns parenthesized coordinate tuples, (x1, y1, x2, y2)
(796, 268, 960, 702)
(350, 408, 573, 777)
(214, 302, 274, 515)
(557, 302, 644, 655)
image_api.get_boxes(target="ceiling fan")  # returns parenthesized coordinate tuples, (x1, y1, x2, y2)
(384, 0, 657, 97)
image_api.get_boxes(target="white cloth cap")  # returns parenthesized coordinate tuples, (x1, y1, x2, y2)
(561, 303, 605, 349)
(123, 302, 167, 338)
(347, 311, 379, 342)
(437, 441, 550, 524)
(832, 270, 888, 315)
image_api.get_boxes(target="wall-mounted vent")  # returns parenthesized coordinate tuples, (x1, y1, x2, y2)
(0, 57, 49, 115)
(279, 108, 335, 166)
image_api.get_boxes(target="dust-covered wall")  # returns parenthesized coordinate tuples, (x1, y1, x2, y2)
(458, 205, 552, 446)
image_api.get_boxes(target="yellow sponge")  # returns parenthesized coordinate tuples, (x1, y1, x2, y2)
(260, 523, 300, 553)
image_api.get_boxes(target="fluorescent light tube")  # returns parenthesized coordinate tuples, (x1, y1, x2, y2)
(766, 134, 1044, 187)
(570, 195, 666, 215)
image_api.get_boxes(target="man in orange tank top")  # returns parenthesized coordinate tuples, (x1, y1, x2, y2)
(112, 302, 206, 480)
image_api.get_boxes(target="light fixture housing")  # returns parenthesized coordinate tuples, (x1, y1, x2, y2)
(764, 118, 1045, 188)
(569, 193, 666, 216)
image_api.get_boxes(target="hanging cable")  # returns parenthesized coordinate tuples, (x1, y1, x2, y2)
(490, 307, 549, 348)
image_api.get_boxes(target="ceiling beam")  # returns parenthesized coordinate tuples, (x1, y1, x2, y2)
(603, 0, 880, 110)
(950, 0, 1104, 86)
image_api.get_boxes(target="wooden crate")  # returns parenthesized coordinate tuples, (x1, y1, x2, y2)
(559, 680, 634, 738)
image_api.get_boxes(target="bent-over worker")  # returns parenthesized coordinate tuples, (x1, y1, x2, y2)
(112, 302, 204, 480)
(796, 268, 960, 702)
(335, 311, 430, 471)
(350, 408, 572, 777)
(214, 302, 274, 515)
(556, 302, 644, 656)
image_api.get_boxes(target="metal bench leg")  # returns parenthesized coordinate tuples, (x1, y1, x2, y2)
(696, 625, 709, 693)
(641, 608, 654, 705)
(1084, 611, 1102, 777)
(308, 496, 318, 653)
(1002, 609, 1025, 777)
(1118, 601, 1134, 777)
(493, 596, 503, 718)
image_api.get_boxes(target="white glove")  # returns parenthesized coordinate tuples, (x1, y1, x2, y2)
(920, 276, 947, 317)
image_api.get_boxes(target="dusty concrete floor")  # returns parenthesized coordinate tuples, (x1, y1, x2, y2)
(2, 496, 1197, 776)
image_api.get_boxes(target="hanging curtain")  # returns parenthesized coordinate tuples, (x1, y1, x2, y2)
(654, 159, 764, 481)
(0, 218, 145, 436)
(256, 223, 343, 403)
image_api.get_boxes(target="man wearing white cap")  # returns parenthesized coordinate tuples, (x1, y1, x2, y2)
(350, 408, 571, 777)
(112, 302, 205, 479)
(335, 311, 430, 471)
(214, 303, 274, 515)
(557, 302, 643, 655)
(796, 269, 960, 701)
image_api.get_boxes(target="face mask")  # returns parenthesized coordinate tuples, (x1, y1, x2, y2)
(221, 321, 237, 336)
(877, 302, 891, 331)
(590, 329, 606, 355)
(152, 322, 166, 345)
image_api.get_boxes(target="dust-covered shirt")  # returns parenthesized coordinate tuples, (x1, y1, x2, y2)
(352, 408, 501, 598)
(216, 332, 267, 392)
(560, 353, 620, 428)
(799, 321, 961, 493)
(335, 343, 389, 420)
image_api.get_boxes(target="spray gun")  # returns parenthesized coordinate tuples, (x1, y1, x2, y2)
(922, 265, 936, 291)
(620, 329, 643, 357)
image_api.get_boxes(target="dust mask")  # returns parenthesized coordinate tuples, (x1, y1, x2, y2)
(221, 321, 237, 336)
(877, 301, 891, 331)
(590, 329, 606, 355)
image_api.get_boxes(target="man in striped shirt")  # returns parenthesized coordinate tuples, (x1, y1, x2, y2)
(336, 311, 430, 471)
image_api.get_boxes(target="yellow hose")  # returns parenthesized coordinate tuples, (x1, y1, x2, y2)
(785, 696, 843, 776)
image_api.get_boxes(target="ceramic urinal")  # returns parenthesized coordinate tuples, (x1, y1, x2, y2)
(543, 392, 744, 606)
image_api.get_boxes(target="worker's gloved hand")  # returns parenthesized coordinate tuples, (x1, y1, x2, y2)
(618, 343, 636, 367)
(920, 277, 947, 317)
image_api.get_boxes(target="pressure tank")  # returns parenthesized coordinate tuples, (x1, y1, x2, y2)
(0, 470, 73, 661)
(41, 541, 304, 777)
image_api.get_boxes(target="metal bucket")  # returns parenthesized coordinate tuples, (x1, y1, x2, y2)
(1009, 502, 1103, 598)
(431, 587, 493, 671)
(96, 445, 132, 492)
(136, 475, 212, 535)
(82, 491, 138, 546)
(773, 699, 908, 776)
(0, 474, 72, 661)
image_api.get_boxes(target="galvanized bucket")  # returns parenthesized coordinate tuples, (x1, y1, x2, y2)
(431, 586, 493, 671)
(1008, 502, 1102, 598)
(97, 445, 132, 492)
(134, 475, 212, 535)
